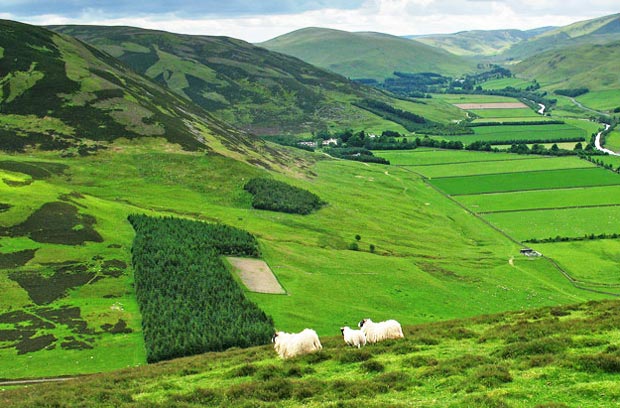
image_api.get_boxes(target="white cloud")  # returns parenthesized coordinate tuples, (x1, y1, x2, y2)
(2, 0, 618, 42)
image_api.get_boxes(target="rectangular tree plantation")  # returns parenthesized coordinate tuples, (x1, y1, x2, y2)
(128, 214, 274, 363)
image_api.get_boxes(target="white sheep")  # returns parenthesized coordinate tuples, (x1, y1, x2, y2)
(358, 318, 404, 343)
(340, 326, 366, 348)
(272, 328, 322, 359)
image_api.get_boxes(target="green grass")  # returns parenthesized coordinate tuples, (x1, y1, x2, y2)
(469, 108, 540, 119)
(3, 299, 620, 407)
(459, 184, 620, 213)
(430, 167, 620, 195)
(481, 77, 536, 90)
(484, 206, 620, 241)
(576, 90, 620, 112)
(603, 129, 620, 153)
(375, 149, 531, 166)
(2, 139, 608, 379)
(432, 93, 521, 104)
(443, 123, 586, 145)
(406, 156, 592, 178)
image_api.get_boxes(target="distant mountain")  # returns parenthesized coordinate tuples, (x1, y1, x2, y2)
(512, 40, 620, 91)
(504, 13, 620, 60)
(0, 19, 294, 169)
(258, 27, 476, 81)
(410, 28, 554, 56)
(49, 25, 395, 135)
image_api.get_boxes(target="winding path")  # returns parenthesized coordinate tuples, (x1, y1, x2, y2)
(594, 123, 620, 156)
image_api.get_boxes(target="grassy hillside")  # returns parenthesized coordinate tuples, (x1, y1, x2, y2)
(258, 27, 476, 81)
(504, 13, 620, 60)
(48, 25, 415, 136)
(0, 20, 297, 171)
(413, 28, 547, 57)
(3, 299, 620, 407)
(512, 40, 620, 112)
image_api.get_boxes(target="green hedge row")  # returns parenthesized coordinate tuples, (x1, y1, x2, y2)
(128, 214, 273, 363)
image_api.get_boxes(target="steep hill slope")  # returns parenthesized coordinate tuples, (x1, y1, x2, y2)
(504, 13, 620, 60)
(3, 299, 620, 407)
(49, 25, 401, 135)
(0, 20, 294, 170)
(412, 28, 553, 56)
(513, 40, 620, 91)
(258, 27, 476, 81)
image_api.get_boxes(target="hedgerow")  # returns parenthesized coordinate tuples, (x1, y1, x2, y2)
(128, 214, 273, 363)
(244, 178, 326, 215)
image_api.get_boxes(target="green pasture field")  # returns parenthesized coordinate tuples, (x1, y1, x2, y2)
(563, 118, 604, 135)
(391, 97, 468, 124)
(534, 240, 620, 289)
(1, 139, 606, 379)
(459, 184, 620, 213)
(484, 206, 620, 242)
(406, 156, 593, 179)
(593, 154, 620, 170)
(480, 77, 535, 90)
(469, 108, 540, 119)
(432, 93, 520, 104)
(444, 123, 586, 145)
(603, 129, 620, 153)
(576, 89, 620, 112)
(375, 149, 538, 166)
(430, 167, 620, 196)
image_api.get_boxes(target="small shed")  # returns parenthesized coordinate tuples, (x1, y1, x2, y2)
(520, 248, 542, 257)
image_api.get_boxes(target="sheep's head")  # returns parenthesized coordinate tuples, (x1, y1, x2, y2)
(358, 319, 369, 328)
(272, 332, 280, 343)
(340, 326, 347, 336)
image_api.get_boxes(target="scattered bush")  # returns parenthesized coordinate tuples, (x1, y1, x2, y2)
(360, 359, 385, 373)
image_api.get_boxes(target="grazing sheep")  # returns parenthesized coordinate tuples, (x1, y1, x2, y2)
(358, 318, 404, 343)
(340, 326, 366, 348)
(272, 328, 322, 359)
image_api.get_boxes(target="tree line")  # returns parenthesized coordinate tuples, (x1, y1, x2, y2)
(128, 214, 274, 363)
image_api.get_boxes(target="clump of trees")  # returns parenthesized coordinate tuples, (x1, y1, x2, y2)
(324, 147, 390, 164)
(128, 214, 274, 363)
(554, 88, 589, 97)
(526, 232, 620, 244)
(244, 178, 326, 215)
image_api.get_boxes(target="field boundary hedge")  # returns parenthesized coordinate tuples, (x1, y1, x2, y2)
(128, 214, 274, 363)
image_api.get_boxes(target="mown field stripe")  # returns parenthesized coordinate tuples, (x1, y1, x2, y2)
(394, 156, 550, 167)
(450, 182, 620, 196)
(477, 203, 620, 215)
(432, 166, 596, 180)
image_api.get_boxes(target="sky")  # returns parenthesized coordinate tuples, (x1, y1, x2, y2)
(0, 0, 618, 42)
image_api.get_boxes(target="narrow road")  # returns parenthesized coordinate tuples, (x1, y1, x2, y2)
(570, 97, 611, 117)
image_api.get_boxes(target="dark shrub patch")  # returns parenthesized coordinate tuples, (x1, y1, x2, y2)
(101, 259, 127, 277)
(331, 379, 389, 399)
(60, 338, 94, 350)
(301, 350, 331, 364)
(244, 177, 325, 215)
(101, 319, 132, 334)
(535, 403, 570, 408)
(15, 333, 56, 354)
(576, 353, 620, 373)
(374, 371, 411, 391)
(338, 348, 373, 363)
(402, 355, 439, 368)
(462, 394, 512, 408)
(293, 378, 325, 400)
(227, 378, 293, 402)
(497, 337, 572, 359)
(255, 364, 284, 380)
(470, 364, 513, 388)
(0, 160, 67, 179)
(360, 359, 385, 373)
(9, 265, 95, 305)
(0, 249, 37, 268)
(170, 388, 222, 405)
(3, 202, 103, 245)
(0, 203, 11, 212)
(526, 354, 555, 368)
(229, 364, 257, 377)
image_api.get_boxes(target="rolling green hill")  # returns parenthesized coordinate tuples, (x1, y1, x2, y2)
(503, 13, 620, 60)
(0, 19, 295, 171)
(48, 24, 415, 136)
(413, 28, 552, 56)
(258, 27, 476, 81)
(512, 40, 620, 111)
(3, 299, 620, 407)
